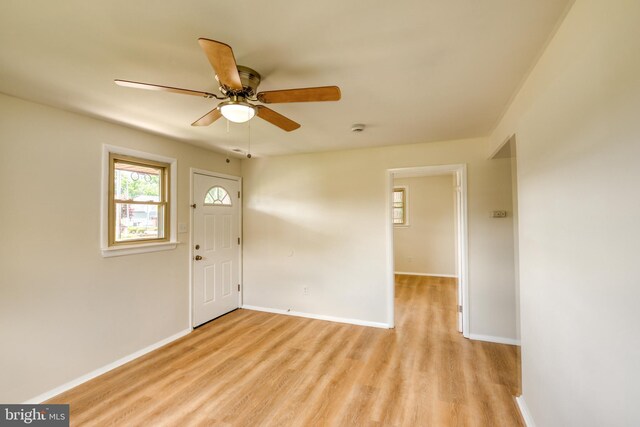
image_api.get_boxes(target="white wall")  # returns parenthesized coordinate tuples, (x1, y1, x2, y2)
(393, 175, 456, 276)
(0, 94, 239, 403)
(490, 0, 640, 425)
(241, 138, 517, 339)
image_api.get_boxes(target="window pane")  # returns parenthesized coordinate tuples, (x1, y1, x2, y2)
(115, 203, 164, 242)
(393, 207, 404, 224)
(204, 186, 232, 206)
(393, 188, 405, 224)
(114, 161, 162, 202)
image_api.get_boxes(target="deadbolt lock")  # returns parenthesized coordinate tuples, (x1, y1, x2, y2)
(195, 244, 200, 250)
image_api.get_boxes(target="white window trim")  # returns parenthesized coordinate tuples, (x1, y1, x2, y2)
(393, 185, 410, 227)
(101, 145, 178, 257)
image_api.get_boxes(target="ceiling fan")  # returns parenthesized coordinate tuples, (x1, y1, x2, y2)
(115, 38, 341, 132)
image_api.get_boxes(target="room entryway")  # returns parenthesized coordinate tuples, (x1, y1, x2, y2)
(387, 165, 468, 335)
(192, 172, 242, 327)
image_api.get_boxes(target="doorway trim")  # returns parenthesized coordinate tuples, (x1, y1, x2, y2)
(386, 164, 469, 337)
(189, 168, 243, 328)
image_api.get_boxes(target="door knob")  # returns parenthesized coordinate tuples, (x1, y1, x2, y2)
(194, 255, 203, 261)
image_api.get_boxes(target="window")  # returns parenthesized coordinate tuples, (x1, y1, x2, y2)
(109, 154, 170, 245)
(393, 187, 407, 225)
(204, 186, 232, 206)
(102, 146, 177, 257)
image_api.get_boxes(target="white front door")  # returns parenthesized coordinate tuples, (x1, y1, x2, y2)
(192, 173, 240, 327)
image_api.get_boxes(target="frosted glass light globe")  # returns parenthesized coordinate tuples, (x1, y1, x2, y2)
(220, 103, 256, 123)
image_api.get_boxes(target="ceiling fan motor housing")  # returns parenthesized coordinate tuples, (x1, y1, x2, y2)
(217, 65, 261, 97)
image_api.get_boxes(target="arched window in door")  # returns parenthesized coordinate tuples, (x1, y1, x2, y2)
(204, 186, 232, 206)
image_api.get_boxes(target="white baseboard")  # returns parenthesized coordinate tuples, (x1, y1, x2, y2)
(516, 395, 536, 427)
(395, 272, 458, 278)
(241, 305, 391, 329)
(468, 333, 520, 346)
(24, 328, 192, 404)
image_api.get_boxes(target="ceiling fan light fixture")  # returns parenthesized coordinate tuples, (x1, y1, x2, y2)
(219, 100, 256, 123)
(116, 39, 340, 132)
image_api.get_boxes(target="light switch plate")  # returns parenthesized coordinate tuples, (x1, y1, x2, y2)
(178, 222, 188, 233)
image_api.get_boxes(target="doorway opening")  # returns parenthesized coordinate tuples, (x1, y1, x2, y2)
(386, 165, 469, 337)
(490, 134, 522, 394)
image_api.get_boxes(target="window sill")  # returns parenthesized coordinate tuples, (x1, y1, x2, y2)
(394, 224, 410, 228)
(101, 241, 177, 258)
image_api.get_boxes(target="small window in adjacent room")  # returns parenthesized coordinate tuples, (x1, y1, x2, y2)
(109, 154, 170, 245)
(393, 187, 408, 225)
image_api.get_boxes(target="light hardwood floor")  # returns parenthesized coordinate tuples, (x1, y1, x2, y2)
(48, 275, 523, 426)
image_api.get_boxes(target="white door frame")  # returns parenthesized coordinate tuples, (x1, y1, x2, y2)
(386, 164, 469, 337)
(189, 168, 243, 328)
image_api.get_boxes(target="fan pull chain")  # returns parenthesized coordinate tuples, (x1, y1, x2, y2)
(247, 111, 252, 159)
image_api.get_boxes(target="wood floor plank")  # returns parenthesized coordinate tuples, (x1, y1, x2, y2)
(47, 275, 522, 426)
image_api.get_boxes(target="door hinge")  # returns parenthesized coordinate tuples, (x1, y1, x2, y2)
(238, 284, 241, 292)
(458, 305, 463, 313)
(237, 237, 240, 245)
(238, 191, 241, 198)
(190, 203, 196, 208)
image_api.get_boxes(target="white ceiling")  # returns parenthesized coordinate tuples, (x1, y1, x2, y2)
(0, 0, 571, 156)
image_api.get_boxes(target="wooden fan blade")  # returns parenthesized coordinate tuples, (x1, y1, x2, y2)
(256, 106, 300, 132)
(191, 107, 222, 126)
(114, 79, 216, 98)
(198, 38, 243, 91)
(257, 86, 341, 104)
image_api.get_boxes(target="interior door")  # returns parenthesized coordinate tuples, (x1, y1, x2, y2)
(455, 175, 463, 333)
(192, 173, 240, 327)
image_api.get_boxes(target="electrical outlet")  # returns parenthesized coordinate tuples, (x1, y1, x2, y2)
(490, 210, 507, 218)
(303, 286, 309, 296)
(407, 257, 413, 263)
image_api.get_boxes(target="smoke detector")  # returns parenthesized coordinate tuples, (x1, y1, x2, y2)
(351, 123, 365, 133)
